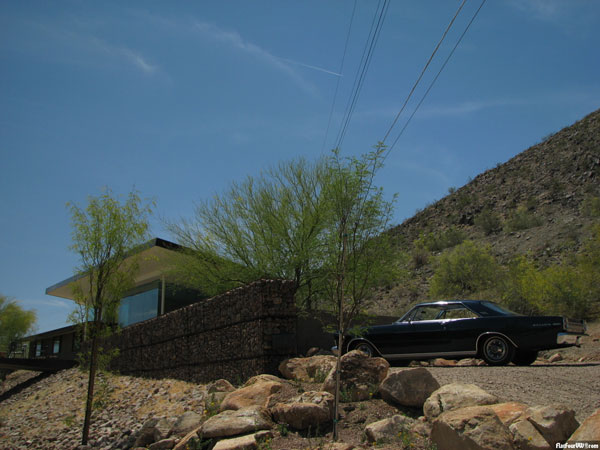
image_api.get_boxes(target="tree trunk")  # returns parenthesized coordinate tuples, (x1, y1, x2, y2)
(81, 320, 100, 445)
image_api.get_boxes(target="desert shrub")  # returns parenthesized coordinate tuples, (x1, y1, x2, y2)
(581, 195, 600, 217)
(429, 241, 498, 297)
(499, 256, 546, 315)
(504, 206, 543, 232)
(500, 228, 600, 319)
(414, 226, 467, 253)
(474, 208, 502, 235)
(411, 246, 429, 268)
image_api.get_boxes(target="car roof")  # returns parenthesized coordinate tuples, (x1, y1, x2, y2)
(414, 300, 488, 307)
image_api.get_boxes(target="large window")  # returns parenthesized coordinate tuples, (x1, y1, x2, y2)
(118, 283, 160, 327)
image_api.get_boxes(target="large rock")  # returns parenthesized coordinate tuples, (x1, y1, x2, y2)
(220, 381, 283, 412)
(322, 350, 389, 402)
(569, 408, 600, 442)
(431, 405, 515, 450)
(509, 419, 551, 450)
(243, 374, 284, 386)
(364, 415, 416, 443)
(134, 417, 174, 447)
(205, 379, 237, 404)
(199, 407, 273, 439)
(278, 356, 337, 382)
(212, 430, 273, 450)
(526, 405, 579, 447)
(271, 391, 334, 430)
(170, 411, 203, 437)
(488, 402, 529, 427)
(379, 368, 440, 408)
(423, 383, 499, 420)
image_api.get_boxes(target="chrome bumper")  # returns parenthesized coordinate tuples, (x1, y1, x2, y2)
(557, 333, 582, 346)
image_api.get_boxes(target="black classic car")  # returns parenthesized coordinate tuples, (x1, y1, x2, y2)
(338, 300, 586, 366)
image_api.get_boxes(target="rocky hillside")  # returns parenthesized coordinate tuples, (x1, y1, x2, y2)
(375, 108, 600, 314)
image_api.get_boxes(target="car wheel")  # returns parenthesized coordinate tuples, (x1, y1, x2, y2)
(512, 350, 538, 366)
(481, 335, 514, 366)
(353, 342, 375, 357)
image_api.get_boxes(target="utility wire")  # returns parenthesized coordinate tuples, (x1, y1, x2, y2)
(320, 0, 358, 154)
(334, 0, 390, 151)
(386, 0, 488, 156)
(381, 0, 467, 145)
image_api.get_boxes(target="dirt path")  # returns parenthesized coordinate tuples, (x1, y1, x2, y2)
(407, 363, 600, 422)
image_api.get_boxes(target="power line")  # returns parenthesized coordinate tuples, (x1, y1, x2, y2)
(386, 0, 488, 156)
(334, 0, 390, 151)
(381, 0, 467, 145)
(320, 0, 358, 154)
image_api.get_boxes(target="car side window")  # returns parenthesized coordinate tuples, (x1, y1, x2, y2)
(444, 307, 478, 319)
(410, 306, 442, 321)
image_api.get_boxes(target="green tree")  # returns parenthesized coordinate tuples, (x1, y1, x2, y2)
(429, 240, 498, 297)
(321, 145, 396, 440)
(68, 188, 153, 445)
(168, 157, 331, 309)
(0, 295, 37, 355)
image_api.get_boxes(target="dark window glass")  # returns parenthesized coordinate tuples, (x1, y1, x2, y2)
(118, 286, 159, 327)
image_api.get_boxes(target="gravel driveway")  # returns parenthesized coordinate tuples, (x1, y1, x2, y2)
(392, 363, 600, 422)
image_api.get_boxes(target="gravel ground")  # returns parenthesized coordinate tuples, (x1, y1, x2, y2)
(412, 362, 600, 422)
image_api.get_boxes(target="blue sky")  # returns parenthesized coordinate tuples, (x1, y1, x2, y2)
(1, 1, 599, 334)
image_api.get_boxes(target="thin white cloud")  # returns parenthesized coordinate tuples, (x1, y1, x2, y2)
(509, 0, 562, 20)
(22, 298, 72, 310)
(418, 98, 526, 118)
(91, 37, 157, 74)
(192, 21, 317, 95)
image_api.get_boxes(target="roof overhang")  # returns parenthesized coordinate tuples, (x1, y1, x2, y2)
(46, 238, 182, 301)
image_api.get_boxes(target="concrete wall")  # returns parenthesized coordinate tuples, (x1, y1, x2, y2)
(103, 279, 297, 383)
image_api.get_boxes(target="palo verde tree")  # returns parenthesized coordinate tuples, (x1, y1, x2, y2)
(168, 157, 331, 309)
(321, 145, 397, 440)
(0, 294, 37, 356)
(68, 188, 153, 445)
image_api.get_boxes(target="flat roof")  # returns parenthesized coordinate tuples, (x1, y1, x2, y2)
(46, 237, 182, 301)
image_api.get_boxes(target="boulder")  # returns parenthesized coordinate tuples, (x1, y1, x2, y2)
(271, 391, 334, 430)
(569, 408, 600, 442)
(207, 379, 236, 393)
(509, 419, 551, 450)
(322, 350, 389, 402)
(548, 353, 563, 363)
(432, 358, 457, 367)
(134, 418, 173, 448)
(379, 368, 440, 408)
(364, 414, 416, 443)
(431, 405, 515, 450)
(203, 379, 237, 410)
(278, 355, 337, 382)
(423, 383, 499, 420)
(488, 402, 529, 427)
(148, 439, 177, 450)
(243, 374, 284, 386)
(220, 381, 283, 412)
(199, 407, 273, 439)
(526, 405, 579, 447)
(170, 411, 203, 437)
(212, 430, 273, 450)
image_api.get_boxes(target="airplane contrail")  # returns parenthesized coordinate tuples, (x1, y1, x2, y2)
(278, 57, 342, 77)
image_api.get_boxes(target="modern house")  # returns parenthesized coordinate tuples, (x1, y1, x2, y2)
(24, 238, 203, 362)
